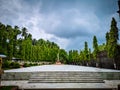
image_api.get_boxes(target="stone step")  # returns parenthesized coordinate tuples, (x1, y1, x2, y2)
(30, 77, 103, 79)
(29, 79, 104, 83)
(31, 73, 101, 77)
(31, 72, 101, 74)
(29, 72, 104, 83)
(32, 74, 101, 77)
(30, 77, 102, 80)
(29, 79, 103, 83)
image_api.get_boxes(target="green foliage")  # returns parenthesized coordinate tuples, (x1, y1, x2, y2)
(84, 41, 89, 60)
(106, 32, 109, 45)
(98, 43, 106, 51)
(68, 50, 79, 63)
(23, 63, 30, 67)
(106, 17, 119, 58)
(93, 36, 99, 59)
(2, 61, 11, 69)
(0, 22, 61, 63)
(2, 61, 20, 69)
(59, 49, 68, 63)
(79, 51, 85, 60)
(10, 62, 20, 68)
(12, 62, 20, 68)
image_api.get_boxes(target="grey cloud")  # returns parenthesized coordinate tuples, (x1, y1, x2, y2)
(50, 27, 91, 39)
(40, 8, 101, 39)
(0, 0, 118, 51)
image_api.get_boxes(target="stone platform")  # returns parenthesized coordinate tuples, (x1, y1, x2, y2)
(1, 65, 120, 90)
(3, 65, 120, 72)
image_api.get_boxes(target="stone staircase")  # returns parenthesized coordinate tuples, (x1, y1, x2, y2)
(28, 72, 104, 83)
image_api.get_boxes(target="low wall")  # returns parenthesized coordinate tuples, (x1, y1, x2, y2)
(1, 72, 120, 80)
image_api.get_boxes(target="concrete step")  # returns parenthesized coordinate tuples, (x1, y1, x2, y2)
(30, 76, 102, 80)
(30, 76, 103, 79)
(29, 79, 104, 83)
(29, 80, 104, 83)
(31, 71, 101, 75)
(28, 72, 104, 83)
(29, 78, 101, 80)
(31, 73, 102, 76)
(31, 74, 101, 77)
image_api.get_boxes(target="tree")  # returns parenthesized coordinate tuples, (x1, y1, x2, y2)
(106, 32, 109, 45)
(88, 48, 91, 60)
(13, 26, 21, 57)
(32, 39, 37, 45)
(93, 35, 99, 59)
(98, 43, 106, 51)
(22, 27, 28, 39)
(0, 22, 6, 54)
(27, 33, 32, 40)
(6, 25, 14, 60)
(0, 22, 62, 63)
(79, 50, 85, 60)
(84, 41, 89, 61)
(59, 49, 68, 63)
(68, 50, 72, 64)
(107, 17, 119, 59)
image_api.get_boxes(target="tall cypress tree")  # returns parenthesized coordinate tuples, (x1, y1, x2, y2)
(84, 41, 89, 61)
(93, 35, 99, 59)
(106, 32, 109, 46)
(107, 17, 119, 59)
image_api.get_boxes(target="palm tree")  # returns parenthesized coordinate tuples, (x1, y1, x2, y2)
(22, 27, 28, 39)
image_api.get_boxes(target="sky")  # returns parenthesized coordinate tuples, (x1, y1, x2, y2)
(0, 0, 120, 51)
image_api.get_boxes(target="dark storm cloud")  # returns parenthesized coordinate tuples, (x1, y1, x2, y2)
(0, 0, 119, 50)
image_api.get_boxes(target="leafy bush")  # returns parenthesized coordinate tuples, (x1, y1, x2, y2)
(13, 62, 20, 68)
(23, 63, 30, 67)
(10, 62, 20, 68)
(29, 63, 33, 66)
(2, 61, 10, 69)
(2, 61, 20, 69)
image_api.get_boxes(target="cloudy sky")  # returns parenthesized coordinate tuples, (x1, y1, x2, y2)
(0, 0, 120, 51)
